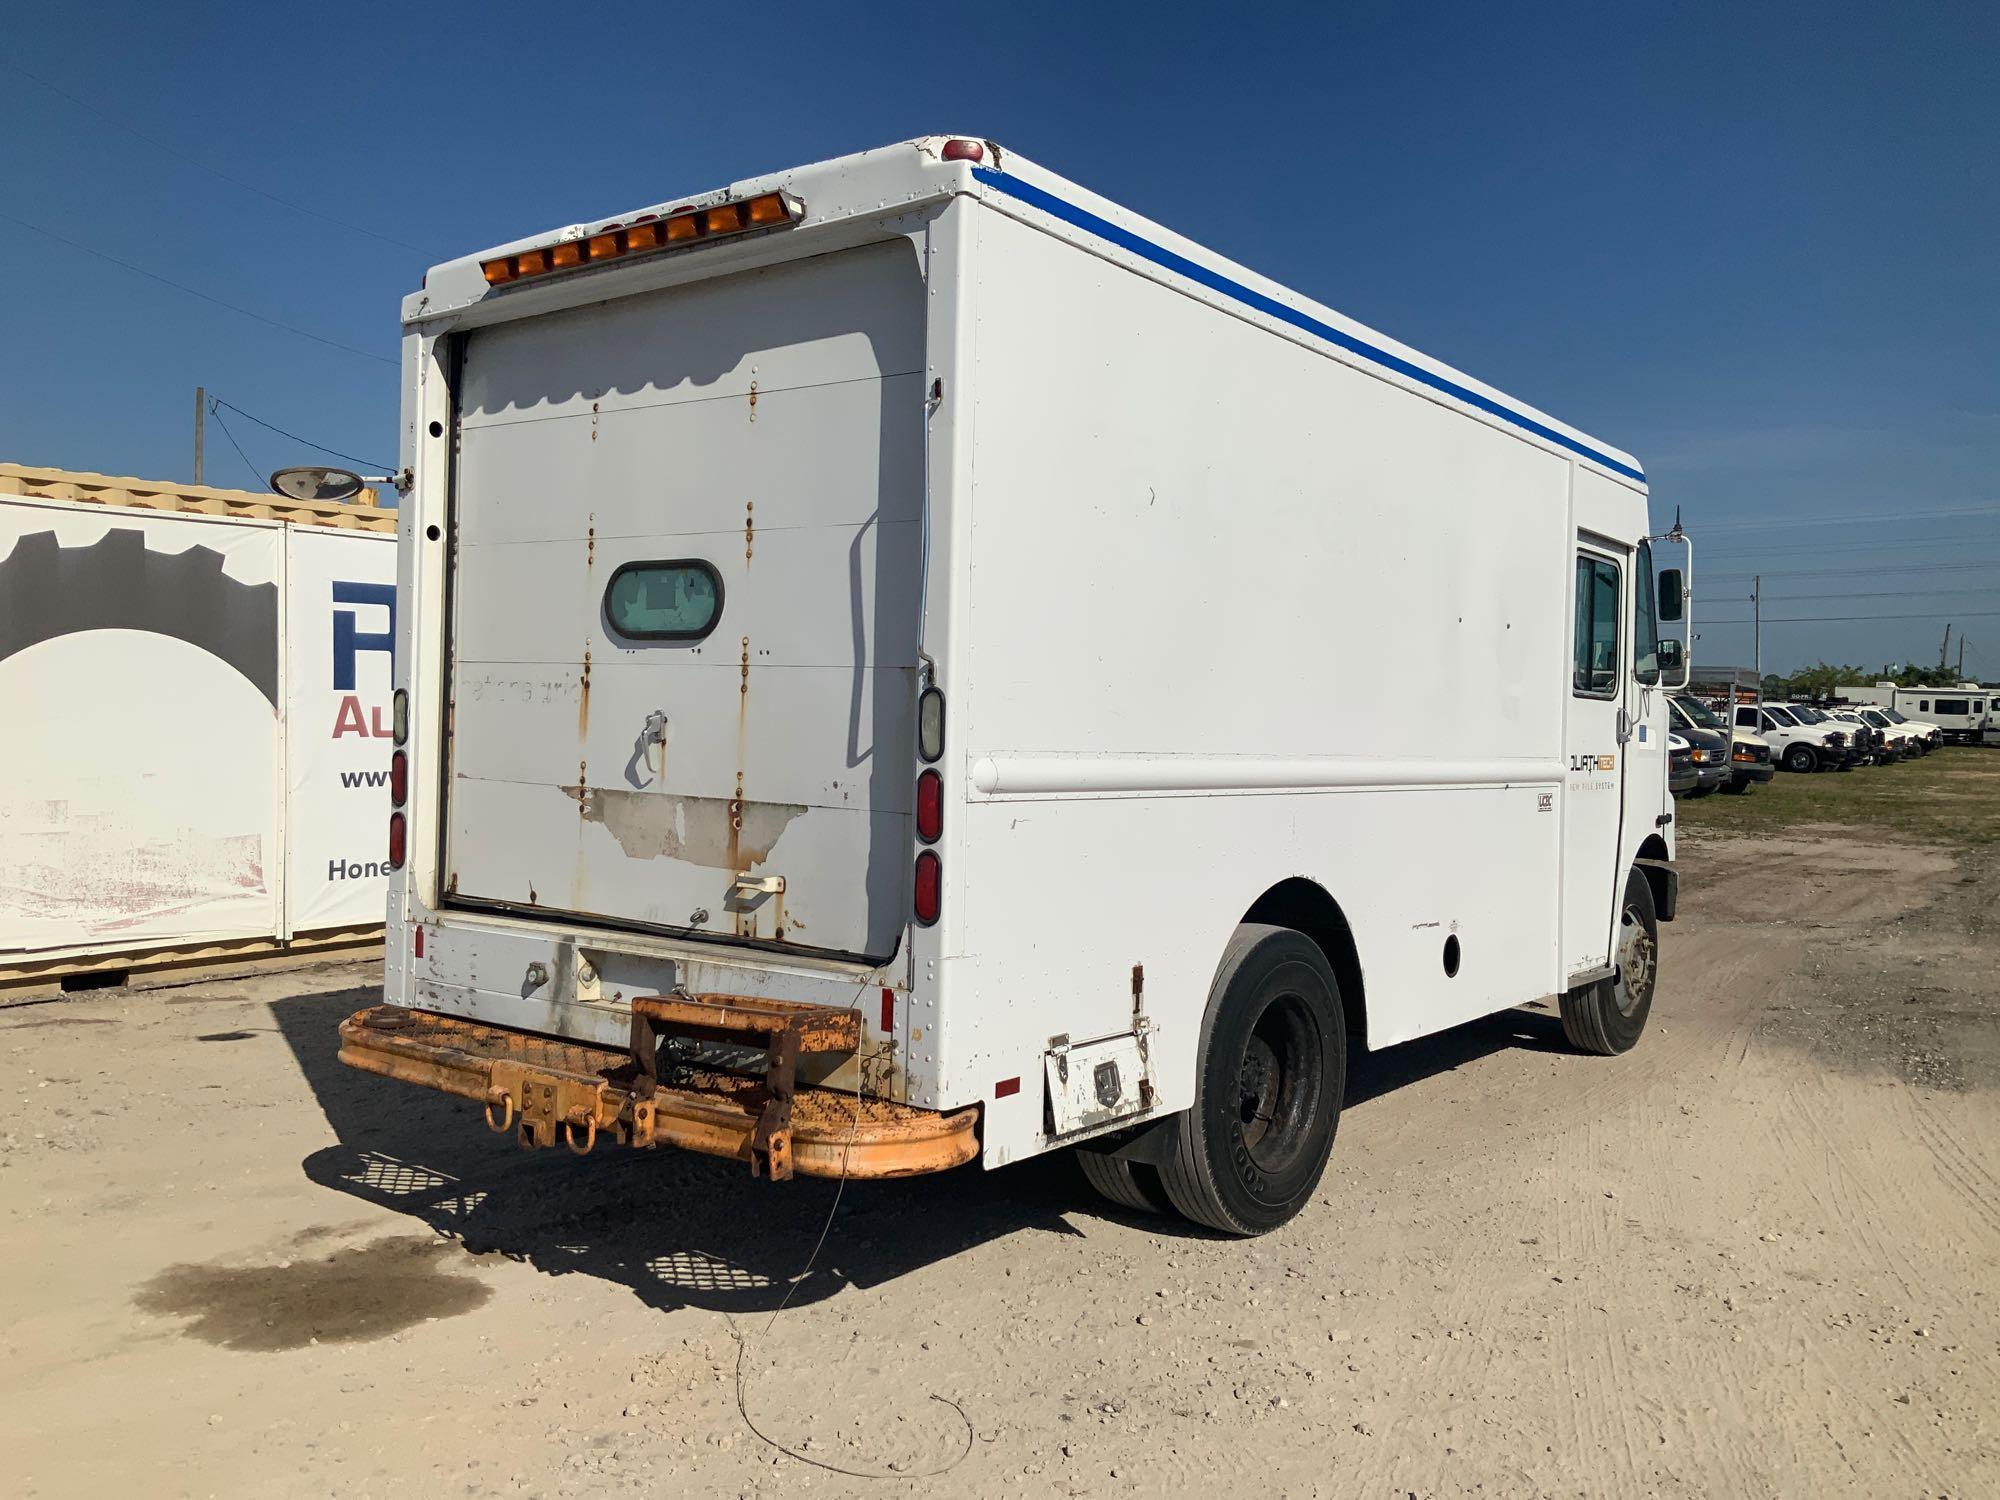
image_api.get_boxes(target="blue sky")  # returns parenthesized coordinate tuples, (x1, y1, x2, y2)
(4, 1, 1994, 676)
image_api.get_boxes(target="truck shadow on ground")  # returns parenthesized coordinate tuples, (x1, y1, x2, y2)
(276, 987, 1571, 1318)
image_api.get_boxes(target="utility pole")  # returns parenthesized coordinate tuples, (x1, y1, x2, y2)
(193, 386, 205, 486)
(1752, 574, 1761, 684)
(1958, 635, 1967, 680)
(1940, 623, 1953, 671)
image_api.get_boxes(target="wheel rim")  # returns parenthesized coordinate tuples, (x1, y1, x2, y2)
(1232, 987, 1320, 1177)
(1612, 901, 1656, 1017)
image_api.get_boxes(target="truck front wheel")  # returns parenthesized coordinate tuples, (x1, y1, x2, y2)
(1560, 869, 1658, 1056)
(1156, 923, 1346, 1236)
(1783, 743, 1817, 773)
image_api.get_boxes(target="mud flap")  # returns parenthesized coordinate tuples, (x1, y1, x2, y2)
(1635, 857, 1678, 922)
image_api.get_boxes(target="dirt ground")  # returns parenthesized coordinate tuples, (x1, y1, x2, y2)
(6, 829, 1998, 1499)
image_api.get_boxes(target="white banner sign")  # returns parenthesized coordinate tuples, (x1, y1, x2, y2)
(284, 527, 398, 935)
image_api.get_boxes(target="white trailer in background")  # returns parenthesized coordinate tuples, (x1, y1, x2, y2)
(0, 465, 396, 994)
(345, 137, 1686, 1235)
(1848, 682, 1992, 745)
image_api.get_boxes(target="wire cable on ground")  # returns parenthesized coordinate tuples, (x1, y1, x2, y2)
(0, 210, 395, 367)
(4, 63, 437, 258)
(209, 397, 391, 472)
(728, 1026, 974, 1480)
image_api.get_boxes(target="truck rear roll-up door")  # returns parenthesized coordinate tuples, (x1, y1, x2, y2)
(443, 239, 926, 962)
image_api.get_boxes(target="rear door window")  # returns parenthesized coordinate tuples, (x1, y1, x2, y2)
(603, 560, 723, 641)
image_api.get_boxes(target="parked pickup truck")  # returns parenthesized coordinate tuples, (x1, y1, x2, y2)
(1673, 693, 1772, 793)
(1663, 697, 1731, 795)
(1668, 734, 1698, 796)
(1823, 706, 1903, 762)
(1726, 729, 1777, 791)
(1789, 703, 1880, 765)
(1862, 705, 1940, 753)
(1736, 702, 1849, 772)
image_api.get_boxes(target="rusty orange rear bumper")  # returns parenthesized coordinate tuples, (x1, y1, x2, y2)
(337, 1004, 978, 1180)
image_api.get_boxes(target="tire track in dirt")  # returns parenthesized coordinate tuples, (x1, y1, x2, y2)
(1904, 1093, 2000, 1240)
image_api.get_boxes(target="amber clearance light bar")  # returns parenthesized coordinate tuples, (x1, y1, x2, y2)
(481, 190, 805, 288)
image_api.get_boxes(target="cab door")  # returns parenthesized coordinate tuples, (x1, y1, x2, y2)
(1559, 539, 1629, 977)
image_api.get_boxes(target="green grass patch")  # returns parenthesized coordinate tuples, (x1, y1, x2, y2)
(1675, 746, 2000, 846)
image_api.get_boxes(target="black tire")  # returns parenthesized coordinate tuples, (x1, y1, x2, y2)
(1076, 1150, 1174, 1215)
(1782, 743, 1817, 773)
(1155, 924, 1346, 1236)
(1560, 869, 1659, 1056)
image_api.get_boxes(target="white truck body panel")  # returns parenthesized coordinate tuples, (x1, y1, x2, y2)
(389, 138, 1668, 1169)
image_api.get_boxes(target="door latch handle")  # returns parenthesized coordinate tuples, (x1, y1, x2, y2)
(731, 873, 785, 897)
(1616, 707, 1633, 744)
(641, 710, 670, 776)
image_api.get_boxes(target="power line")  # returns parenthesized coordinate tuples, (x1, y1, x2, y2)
(1692, 502, 2000, 534)
(206, 403, 266, 488)
(1701, 609, 2000, 624)
(0, 210, 396, 367)
(3, 63, 436, 258)
(210, 397, 390, 471)
(1702, 531, 2000, 561)
(1704, 558, 2000, 581)
(1754, 587, 2000, 603)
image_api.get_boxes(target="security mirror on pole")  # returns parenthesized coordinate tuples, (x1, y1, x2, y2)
(270, 466, 368, 503)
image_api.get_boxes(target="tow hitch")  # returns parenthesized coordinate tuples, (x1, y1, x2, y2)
(338, 1000, 978, 1180)
(628, 992, 862, 1180)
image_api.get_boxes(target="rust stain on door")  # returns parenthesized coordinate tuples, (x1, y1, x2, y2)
(565, 785, 803, 869)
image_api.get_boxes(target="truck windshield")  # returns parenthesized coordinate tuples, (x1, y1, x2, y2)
(1862, 710, 1891, 727)
(1790, 705, 1826, 723)
(1884, 709, 1910, 723)
(1634, 539, 1660, 685)
(1673, 695, 1725, 730)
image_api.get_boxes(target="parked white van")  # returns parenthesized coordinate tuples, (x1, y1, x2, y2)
(341, 137, 1685, 1235)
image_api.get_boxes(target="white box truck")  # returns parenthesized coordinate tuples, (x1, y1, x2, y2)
(343, 137, 1687, 1234)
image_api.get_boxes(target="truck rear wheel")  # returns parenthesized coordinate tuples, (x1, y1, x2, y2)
(1156, 923, 1346, 1236)
(1560, 869, 1658, 1056)
(1076, 1150, 1174, 1215)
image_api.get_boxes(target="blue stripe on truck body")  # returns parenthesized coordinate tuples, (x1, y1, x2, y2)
(970, 165, 1645, 485)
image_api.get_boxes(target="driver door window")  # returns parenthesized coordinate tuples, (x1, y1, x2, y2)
(1573, 554, 1622, 698)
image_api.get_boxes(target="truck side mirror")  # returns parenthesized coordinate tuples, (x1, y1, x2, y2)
(1657, 569, 1685, 622)
(1656, 638, 1684, 673)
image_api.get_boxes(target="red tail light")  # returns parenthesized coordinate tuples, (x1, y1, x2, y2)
(390, 749, 408, 807)
(913, 850, 941, 925)
(388, 811, 407, 869)
(916, 768, 942, 842)
(941, 138, 985, 163)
